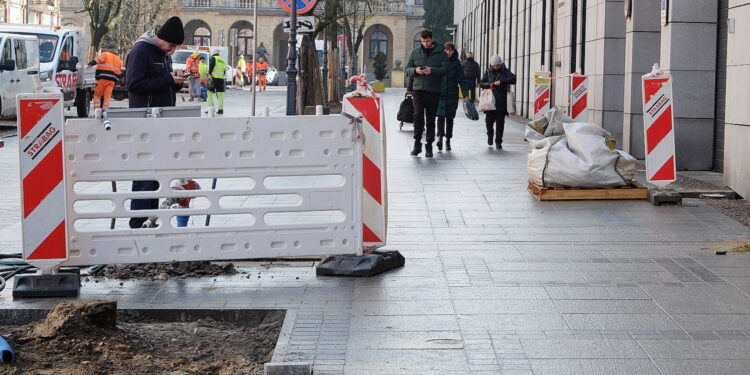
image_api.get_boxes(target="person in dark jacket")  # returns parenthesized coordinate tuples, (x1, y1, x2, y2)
(461, 52, 481, 101)
(436, 42, 469, 152)
(479, 55, 516, 149)
(405, 29, 447, 158)
(126, 16, 186, 229)
(126, 16, 185, 109)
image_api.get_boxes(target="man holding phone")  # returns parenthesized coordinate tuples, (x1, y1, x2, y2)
(405, 29, 447, 158)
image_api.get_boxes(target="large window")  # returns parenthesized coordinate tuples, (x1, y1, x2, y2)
(413, 33, 421, 49)
(14, 39, 27, 69)
(369, 31, 387, 58)
(237, 28, 253, 59)
(194, 27, 211, 46)
(1, 40, 12, 65)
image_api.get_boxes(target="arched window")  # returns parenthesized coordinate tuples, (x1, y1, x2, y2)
(413, 33, 421, 49)
(194, 27, 211, 46)
(369, 31, 387, 58)
(237, 28, 253, 59)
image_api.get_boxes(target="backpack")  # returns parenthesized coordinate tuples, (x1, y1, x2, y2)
(397, 95, 414, 123)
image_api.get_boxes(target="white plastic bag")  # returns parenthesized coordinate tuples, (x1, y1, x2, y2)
(507, 88, 516, 115)
(478, 89, 496, 112)
(527, 123, 636, 188)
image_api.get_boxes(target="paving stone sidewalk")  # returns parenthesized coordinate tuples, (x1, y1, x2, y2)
(1, 89, 750, 374)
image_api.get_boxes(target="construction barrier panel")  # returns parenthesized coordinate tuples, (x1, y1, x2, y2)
(17, 93, 68, 274)
(342, 76, 388, 251)
(17, 102, 366, 267)
(533, 72, 551, 120)
(642, 70, 676, 187)
(569, 73, 588, 122)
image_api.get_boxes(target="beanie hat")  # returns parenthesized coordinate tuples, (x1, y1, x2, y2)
(491, 55, 504, 65)
(157, 16, 184, 45)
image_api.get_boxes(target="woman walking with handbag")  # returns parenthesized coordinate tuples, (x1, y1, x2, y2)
(436, 42, 470, 151)
(479, 56, 516, 149)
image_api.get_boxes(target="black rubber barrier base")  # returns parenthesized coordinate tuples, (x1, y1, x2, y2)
(316, 250, 405, 277)
(648, 189, 683, 206)
(13, 272, 80, 299)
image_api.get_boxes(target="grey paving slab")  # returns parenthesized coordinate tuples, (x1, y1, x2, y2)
(343, 349, 468, 372)
(347, 331, 464, 350)
(642, 285, 750, 314)
(529, 359, 662, 375)
(654, 359, 750, 375)
(670, 314, 750, 330)
(639, 339, 750, 359)
(457, 314, 570, 331)
(554, 300, 664, 314)
(349, 315, 460, 332)
(521, 338, 648, 359)
(563, 313, 680, 330)
(545, 285, 652, 300)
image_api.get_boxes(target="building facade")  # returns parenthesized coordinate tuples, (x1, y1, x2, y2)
(60, 0, 425, 77)
(454, 0, 750, 198)
(1, 0, 61, 25)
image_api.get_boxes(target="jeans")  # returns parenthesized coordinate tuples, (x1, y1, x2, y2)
(412, 90, 441, 144)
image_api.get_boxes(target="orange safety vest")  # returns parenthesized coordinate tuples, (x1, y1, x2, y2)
(186, 56, 200, 75)
(94, 51, 123, 82)
(256, 61, 268, 75)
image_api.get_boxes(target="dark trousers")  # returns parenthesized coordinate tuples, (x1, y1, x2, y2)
(129, 180, 159, 228)
(485, 110, 506, 144)
(412, 90, 441, 144)
(437, 116, 454, 139)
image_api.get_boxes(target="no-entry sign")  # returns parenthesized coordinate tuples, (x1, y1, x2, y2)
(277, 0, 317, 15)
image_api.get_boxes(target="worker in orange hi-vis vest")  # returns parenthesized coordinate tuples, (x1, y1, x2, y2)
(185, 51, 201, 101)
(256, 57, 268, 92)
(245, 56, 254, 91)
(88, 43, 123, 112)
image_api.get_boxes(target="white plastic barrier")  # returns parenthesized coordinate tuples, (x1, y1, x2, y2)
(642, 65, 676, 188)
(57, 114, 363, 266)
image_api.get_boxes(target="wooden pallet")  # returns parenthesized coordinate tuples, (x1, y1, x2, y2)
(528, 181, 648, 201)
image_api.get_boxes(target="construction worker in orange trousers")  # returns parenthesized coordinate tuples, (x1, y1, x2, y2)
(256, 57, 268, 92)
(89, 43, 123, 112)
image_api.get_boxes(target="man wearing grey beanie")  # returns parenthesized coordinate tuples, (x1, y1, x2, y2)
(480, 55, 516, 149)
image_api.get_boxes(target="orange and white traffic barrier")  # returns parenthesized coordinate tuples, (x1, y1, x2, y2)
(642, 65, 676, 187)
(343, 75, 388, 251)
(17, 93, 67, 273)
(569, 73, 588, 122)
(533, 72, 551, 120)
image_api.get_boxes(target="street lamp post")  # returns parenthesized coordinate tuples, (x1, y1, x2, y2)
(322, 37, 328, 104)
(286, 0, 298, 115)
(251, 0, 258, 116)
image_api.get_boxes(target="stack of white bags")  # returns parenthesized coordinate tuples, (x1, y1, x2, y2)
(526, 107, 636, 188)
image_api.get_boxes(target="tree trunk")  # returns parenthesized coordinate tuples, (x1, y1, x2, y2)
(327, 47, 340, 103)
(305, 38, 324, 107)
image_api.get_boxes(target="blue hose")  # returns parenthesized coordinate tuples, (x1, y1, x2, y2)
(0, 335, 14, 363)
(0, 261, 26, 266)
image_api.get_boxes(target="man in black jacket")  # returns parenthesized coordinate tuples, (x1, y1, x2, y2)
(462, 52, 481, 101)
(126, 16, 186, 109)
(479, 55, 516, 149)
(404, 29, 447, 158)
(125, 16, 186, 228)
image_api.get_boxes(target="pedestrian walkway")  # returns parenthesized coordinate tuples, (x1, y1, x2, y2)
(1, 89, 749, 374)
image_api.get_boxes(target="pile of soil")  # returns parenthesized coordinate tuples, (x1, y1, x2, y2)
(2, 301, 282, 375)
(91, 261, 238, 280)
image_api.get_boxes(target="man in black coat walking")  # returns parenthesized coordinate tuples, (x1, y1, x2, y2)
(125, 16, 186, 228)
(462, 52, 481, 101)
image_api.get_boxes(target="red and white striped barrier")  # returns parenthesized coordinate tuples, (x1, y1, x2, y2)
(343, 75, 388, 251)
(569, 73, 588, 122)
(17, 93, 68, 273)
(642, 69, 676, 187)
(534, 72, 551, 120)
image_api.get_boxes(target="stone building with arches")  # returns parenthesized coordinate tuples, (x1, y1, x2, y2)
(60, 0, 426, 81)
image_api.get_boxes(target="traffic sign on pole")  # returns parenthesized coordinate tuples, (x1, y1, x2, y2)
(533, 72, 551, 120)
(569, 73, 588, 122)
(277, 0, 317, 15)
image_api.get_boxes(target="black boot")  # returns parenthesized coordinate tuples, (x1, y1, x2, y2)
(410, 141, 422, 156)
(496, 138, 502, 149)
(446, 138, 451, 151)
(437, 137, 443, 151)
(425, 143, 433, 158)
(487, 133, 493, 146)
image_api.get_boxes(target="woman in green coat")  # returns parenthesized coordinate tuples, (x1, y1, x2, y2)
(436, 42, 469, 151)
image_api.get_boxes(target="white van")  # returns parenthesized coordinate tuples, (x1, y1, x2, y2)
(0, 33, 40, 119)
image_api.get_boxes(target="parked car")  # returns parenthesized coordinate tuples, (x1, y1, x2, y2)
(0, 33, 40, 119)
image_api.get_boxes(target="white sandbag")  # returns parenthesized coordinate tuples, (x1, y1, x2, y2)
(528, 123, 636, 188)
(524, 106, 573, 142)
